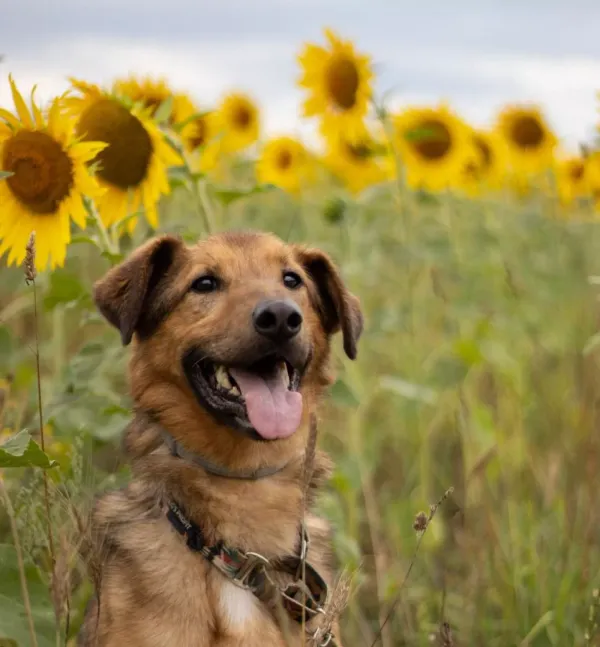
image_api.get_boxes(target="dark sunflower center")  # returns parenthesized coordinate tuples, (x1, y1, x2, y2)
(570, 162, 584, 182)
(276, 149, 293, 170)
(475, 137, 492, 170)
(413, 120, 451, 160)
(233, 105, 252, 130)
(76, 98, 153, 190)
(3, 130, 73, 214)
(189, 118, 207, 149)
(511, 116, 545, 149)
(326, 56, 359, 110)
(345, 142, 371, 163)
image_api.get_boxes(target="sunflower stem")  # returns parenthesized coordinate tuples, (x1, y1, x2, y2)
(88, 202, 118, 257)
(188, 177, 215, 235)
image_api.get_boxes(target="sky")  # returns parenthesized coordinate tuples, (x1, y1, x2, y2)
(2, 0, 599, 151)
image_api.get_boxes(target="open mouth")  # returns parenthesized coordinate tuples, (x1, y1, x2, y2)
(183, 351, 304, 441)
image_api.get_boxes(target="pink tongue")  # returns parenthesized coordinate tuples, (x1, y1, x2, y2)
(228, 368, 303, 439)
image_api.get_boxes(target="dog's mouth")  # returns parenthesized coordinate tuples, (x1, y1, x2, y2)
(183, 351, 304, 441)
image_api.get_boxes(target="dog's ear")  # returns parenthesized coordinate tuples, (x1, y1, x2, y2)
(295, 247, 363, 359)
(93, 235, 186, 346)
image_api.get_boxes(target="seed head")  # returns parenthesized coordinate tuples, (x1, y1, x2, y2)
(24, 232, 37, 283)
(413, 511, 428, 532)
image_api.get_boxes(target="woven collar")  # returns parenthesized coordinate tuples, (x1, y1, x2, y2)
(160, 428, 291, 480)
(164, 498, 336, 647)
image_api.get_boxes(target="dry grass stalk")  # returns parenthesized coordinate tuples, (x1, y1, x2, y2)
(23, 233, 60, 644)
(0, 476, 39, 647)
(438, 621, 455, 646)
(369, 486, 455, 647)
(299, 413, 318, 645)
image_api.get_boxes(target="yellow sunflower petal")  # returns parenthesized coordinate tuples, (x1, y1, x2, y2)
(9, 76, 33, 128)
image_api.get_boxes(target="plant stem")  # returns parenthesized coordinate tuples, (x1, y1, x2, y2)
(88, 204, 117, 256)
(195, 178, 215, 234)
(0, 476, 39, 647)
(31, 279, 58, 589)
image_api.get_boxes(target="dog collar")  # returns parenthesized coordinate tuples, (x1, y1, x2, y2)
(160, 428, 291, 480)
(165, 499, 336, 646)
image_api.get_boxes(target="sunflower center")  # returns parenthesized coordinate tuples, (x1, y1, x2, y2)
(276, 149, 293, 170)
(233, 105, 252, 130)
(412, 120, 451, 160)
(76, 98, 153, 190)
(511, 116, 544, 149)
(345, 142, 371, 163)
(326, 56, 359, 111)
(189, 118, 207, 149)
(475, 137, 492, 170)
(570, 162, 584, 182)
(3, 130, 73, 214)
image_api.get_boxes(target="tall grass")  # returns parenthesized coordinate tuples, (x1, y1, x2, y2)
(1, 181, 600, 646)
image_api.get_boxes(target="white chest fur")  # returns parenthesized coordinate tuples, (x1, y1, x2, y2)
(218, 579, 259, 631)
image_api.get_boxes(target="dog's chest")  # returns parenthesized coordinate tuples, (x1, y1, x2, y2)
(217, 578, 259, 630)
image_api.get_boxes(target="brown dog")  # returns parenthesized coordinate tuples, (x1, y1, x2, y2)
(78, 230, 362, 647)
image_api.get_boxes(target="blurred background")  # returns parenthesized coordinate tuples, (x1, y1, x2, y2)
(2, 1, 600, 646)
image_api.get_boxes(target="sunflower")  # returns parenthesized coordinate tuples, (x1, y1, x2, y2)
(298, 28, 373, 143)
(256, 136, 314, 195)
(553, 155, 590, 207)
(0, 77, 106, 271)
(459, 130, 508, 196)
(324, 126, 386, 194)
(391, 104, 477, 192)
(218, 93, 260, 154)
(65, 79, 181, 232)
(494, 105, 557, 175)
(113, 75, 191, 125)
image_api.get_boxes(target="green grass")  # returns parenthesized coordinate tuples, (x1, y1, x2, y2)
(2, 180, 600, 646)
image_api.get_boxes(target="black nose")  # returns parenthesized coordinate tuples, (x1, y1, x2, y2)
(253, 299, 303, 342)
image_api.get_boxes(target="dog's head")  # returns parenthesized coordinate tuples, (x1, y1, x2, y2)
(93, 231, 362, 456)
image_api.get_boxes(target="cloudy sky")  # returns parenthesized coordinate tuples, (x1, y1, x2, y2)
(2, 0, 599, 150)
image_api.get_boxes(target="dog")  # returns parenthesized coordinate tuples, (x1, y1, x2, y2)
(78, 230, 363, 647)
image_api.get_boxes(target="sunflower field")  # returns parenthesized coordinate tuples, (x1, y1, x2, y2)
(2, 27, 600, 646)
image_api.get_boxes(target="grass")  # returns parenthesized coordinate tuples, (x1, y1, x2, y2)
(1, 178, 600, 646)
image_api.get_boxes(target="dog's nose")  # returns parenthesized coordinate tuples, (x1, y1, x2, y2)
(253, 299, 303, 342)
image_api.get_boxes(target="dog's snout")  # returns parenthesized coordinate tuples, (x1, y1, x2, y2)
(253, 299, 303, 342)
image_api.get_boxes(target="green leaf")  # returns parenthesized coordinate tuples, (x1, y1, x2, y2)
(101, 249, 125, 265)
(153, 95, 174, 125)
(0, 430, 57, 469)
(0, 545, 56, 647)
(213, 184, 277, 206)
(70, 234, 101, 249)
(330, 378, 359, 408)
(43, 269, 87, 310)
(173, 110, 212, 133)
(379, 376, 437, 404)
(0, 170, 13, 180)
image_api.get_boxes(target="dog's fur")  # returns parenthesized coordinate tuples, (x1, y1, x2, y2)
(78, 231, 363, 647)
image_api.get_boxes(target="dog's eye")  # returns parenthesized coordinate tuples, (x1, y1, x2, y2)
(283, 271, 303, 290)
(191, 275, 219, 293)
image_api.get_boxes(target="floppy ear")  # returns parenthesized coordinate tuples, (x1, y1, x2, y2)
(295, 247, 364, 359)
(93, 235, 186, 346)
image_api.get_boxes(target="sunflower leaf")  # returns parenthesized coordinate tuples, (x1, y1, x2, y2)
(0, 430, 57, 469)
(0, 170, 13, 180)
(173, 111, 213, 133)
(153, 96, 174, 125)
(213, 184, 277, 206)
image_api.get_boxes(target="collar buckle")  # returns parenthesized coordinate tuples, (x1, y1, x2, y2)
(232, 551, 270, 590)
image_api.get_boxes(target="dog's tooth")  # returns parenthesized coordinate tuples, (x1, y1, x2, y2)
(230, 385, 240, 396)
(215, 365, 232, 390)
(278, 361, 290, 388)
